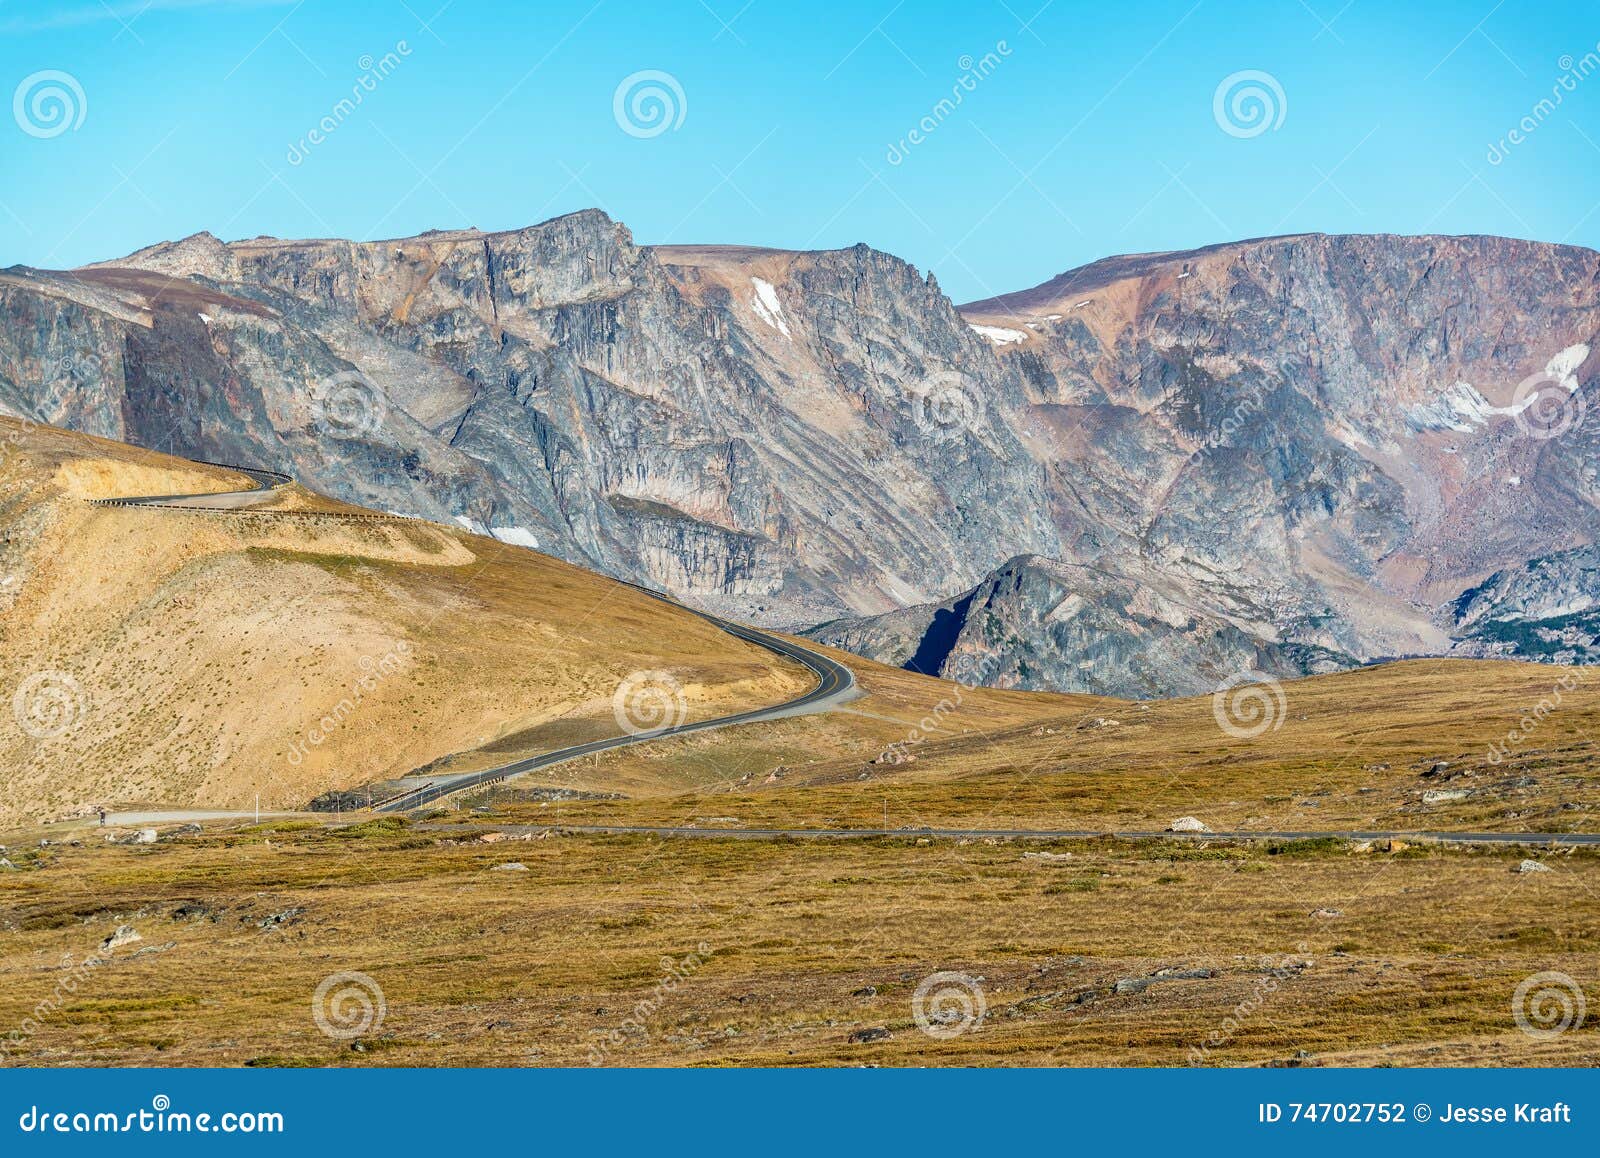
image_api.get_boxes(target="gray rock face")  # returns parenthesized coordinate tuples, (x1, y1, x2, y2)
(2, 219, 1598, 696)
(896, 233, 1600, 689)
(0, 212, 1055, 630)
(807, 554, 1352, 697)
(1448, 546, 1600, 662)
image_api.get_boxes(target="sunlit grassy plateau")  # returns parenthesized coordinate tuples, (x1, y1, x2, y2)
(2, 422, 1598, 1067)
(3, 658, 1598, 1068)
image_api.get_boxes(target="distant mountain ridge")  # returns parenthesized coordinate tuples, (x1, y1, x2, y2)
(2, 215, 1597, 695)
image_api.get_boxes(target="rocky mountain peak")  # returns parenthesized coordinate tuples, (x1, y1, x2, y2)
(92, 229, 236, 280)
(3, 219, 1598, 696)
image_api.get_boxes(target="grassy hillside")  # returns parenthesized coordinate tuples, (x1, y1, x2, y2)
(1, 821, 1594, 1067)
(3, 419, 1597, 1070)
(503, 655, 1600, 836)
(0, 418, 812, 824)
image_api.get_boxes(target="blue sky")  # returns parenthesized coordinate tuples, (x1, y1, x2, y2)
(0, 0, 1597, 301)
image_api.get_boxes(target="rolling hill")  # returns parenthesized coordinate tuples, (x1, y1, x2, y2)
(0, 418, 817, 824)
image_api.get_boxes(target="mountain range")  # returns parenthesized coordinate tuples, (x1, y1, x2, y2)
(2, 214, 1596, 696)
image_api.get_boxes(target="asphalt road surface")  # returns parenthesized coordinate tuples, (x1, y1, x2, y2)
(375, 596, 857, 811)
(88, 461, 291, 509)
(107, 461, 1582, 844)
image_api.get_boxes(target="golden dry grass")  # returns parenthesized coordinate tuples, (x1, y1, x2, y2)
(518, 656, 1600, 836)
(1, 821, 1596, 1067)
(0, 419, 811, 824)
(4, 422, 1599, 1070)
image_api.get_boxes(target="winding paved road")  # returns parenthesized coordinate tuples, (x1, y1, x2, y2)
(375, 595, 857, 811)
(97, 460, 858, 812)
(98, 460, 1593, 846)
(88, 460, 292, 509)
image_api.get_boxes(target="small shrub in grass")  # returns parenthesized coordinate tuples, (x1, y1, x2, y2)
(1150, 845, 1250, 863)
(1266, 837, 1348, 858)
(333, 816, 410, 840)
(244, 1056, 320, 1068)
(1044, 877, 1100, 895)
(1497, 925, 1564, 949)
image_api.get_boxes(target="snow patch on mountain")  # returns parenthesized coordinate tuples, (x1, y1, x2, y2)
(750, 277, 790, 338)
(1409, 346, 1589, 433)
(968, 323, 1028, 345)
(1549, 344, 1590, 390)
(1406, 381, 1535, 433)
(491, 526, 540, 549)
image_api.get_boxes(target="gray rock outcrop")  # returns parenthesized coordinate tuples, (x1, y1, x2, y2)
(3, 220, 1597, 696)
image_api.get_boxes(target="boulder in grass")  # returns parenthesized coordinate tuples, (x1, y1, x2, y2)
(1167, 817, 1211, 833)
(490, 862, 528, 872)
(101, 925, 142, 952)
(1516, 859, 1552, 874)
